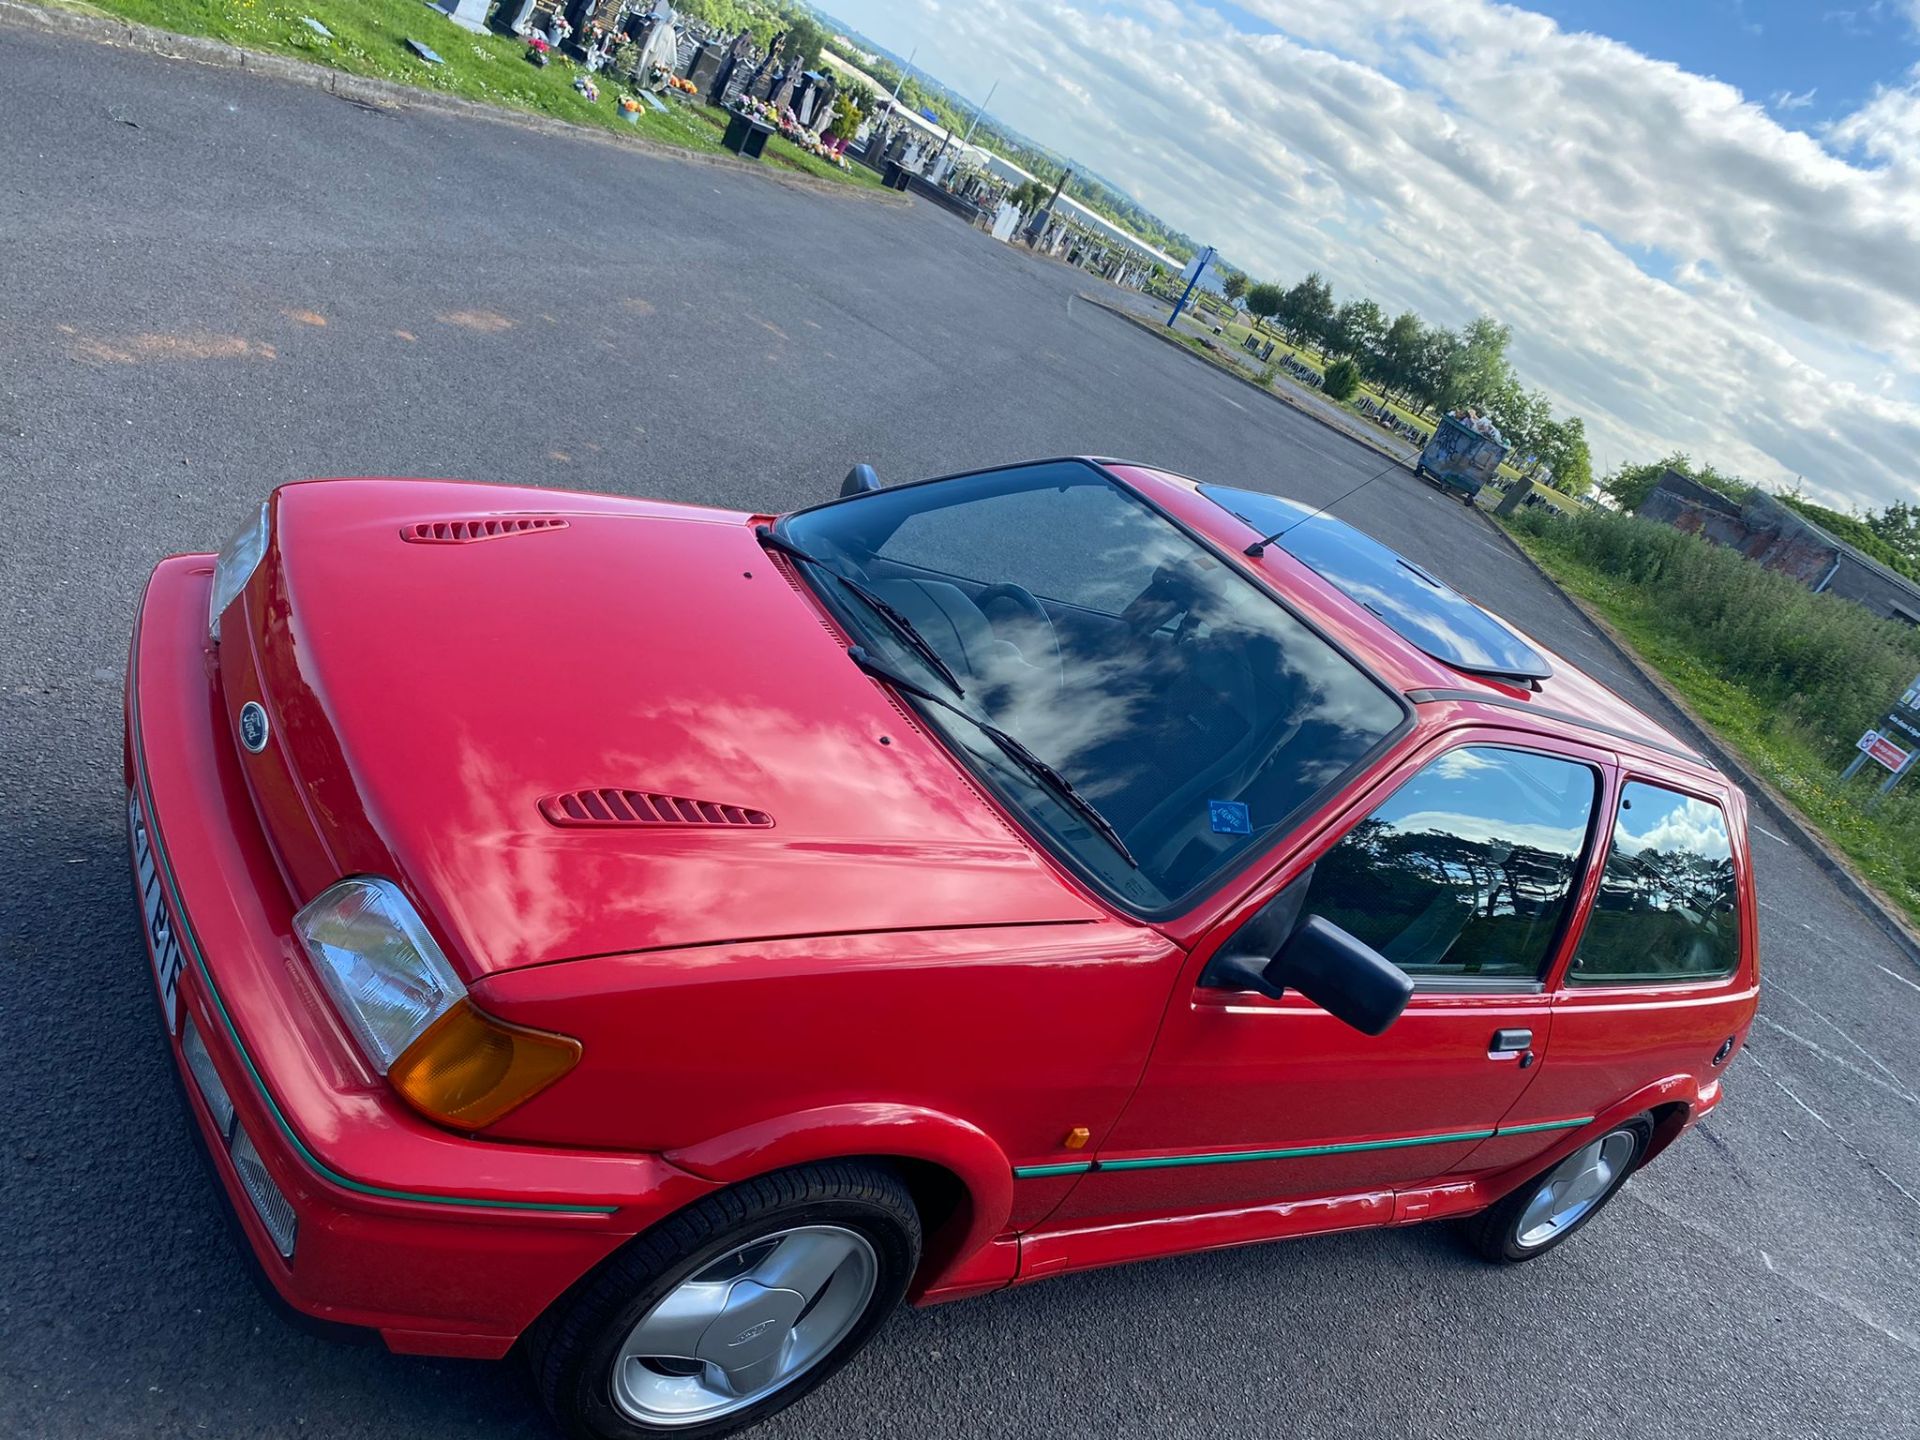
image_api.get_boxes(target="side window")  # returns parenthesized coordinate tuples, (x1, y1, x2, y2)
(1303, 747, 1597, 980)
(1568, 783, 1740, 984)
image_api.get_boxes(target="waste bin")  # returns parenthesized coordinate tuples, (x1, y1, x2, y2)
(1415, 415, 1508, 503)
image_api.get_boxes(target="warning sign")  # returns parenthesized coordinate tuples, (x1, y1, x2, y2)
(1857, 730, 1911, 773)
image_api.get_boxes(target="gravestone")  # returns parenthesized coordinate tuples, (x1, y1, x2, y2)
(686, 41, 726, 99)
(431, 0, 492, 32)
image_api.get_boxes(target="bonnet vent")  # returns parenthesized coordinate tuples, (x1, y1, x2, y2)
(401, 516, 569, 544)
(540, 789, 774, 830)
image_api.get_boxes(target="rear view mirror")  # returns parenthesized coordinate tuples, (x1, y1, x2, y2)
(1267, 917, 1413, 1036)
(841, 463, 882, 498)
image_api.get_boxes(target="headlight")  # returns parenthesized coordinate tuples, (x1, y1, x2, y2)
(293, 877, 466, 1072)
(293, 877, 580, 1130)
(208, 500, 270, 641)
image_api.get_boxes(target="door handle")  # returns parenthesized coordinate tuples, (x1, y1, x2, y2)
(1488, 1028, 1534, 1064)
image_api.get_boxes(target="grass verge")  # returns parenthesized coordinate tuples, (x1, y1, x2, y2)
(49, 0, 879, 187)
(1503, 515, 1920, 928)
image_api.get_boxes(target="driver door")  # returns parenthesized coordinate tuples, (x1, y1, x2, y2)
(1035, 733, 1609, 1235)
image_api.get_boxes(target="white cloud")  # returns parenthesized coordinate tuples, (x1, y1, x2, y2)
(1771, 87, 1817, 112)
(833, 0, 1920, 510)
(1828, 64, 1920, 169)
(1618, 795, 1732, 861)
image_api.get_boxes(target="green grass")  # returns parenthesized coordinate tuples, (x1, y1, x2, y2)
(1161, 303, 1455, 444)
(1144, 288, 1536, 480)
(1503, 514, 1920, 927)
(62, 0, 878, 186)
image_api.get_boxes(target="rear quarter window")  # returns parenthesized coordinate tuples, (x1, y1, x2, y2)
(1568, 782, 1740, 984)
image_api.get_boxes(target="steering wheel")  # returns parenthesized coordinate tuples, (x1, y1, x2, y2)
(977, 582, 1064, 690)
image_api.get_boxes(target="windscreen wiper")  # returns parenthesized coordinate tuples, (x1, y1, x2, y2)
(756, 526, 965, 698)
(847, 645, 1139, 870)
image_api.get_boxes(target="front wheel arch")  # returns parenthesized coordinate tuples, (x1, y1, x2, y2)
(529, 1159, 923, 1439)
(662, 1104, 1013, 1267)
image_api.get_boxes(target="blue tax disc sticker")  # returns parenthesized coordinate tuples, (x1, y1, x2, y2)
(1208, 800, 1252, 835)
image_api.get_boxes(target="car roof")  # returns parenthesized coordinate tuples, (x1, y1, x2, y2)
(1106, 463, 1715, 776)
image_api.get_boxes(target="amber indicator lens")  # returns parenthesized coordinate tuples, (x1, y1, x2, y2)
(388, 1000, 581, 1131)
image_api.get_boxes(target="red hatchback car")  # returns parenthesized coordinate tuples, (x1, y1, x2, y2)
(127, 458, 1757, 1438)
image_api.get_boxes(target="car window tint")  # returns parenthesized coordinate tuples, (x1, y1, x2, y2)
(1569, 783, 1739, 984)
(878, 484, 1169, 615)
(1304, 747, 1596, 979)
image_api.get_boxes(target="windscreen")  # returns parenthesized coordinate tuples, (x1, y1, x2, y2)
(781, 461, 1407, 910)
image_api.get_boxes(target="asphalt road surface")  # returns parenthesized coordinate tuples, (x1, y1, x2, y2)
(4, 24, 1917, 1440)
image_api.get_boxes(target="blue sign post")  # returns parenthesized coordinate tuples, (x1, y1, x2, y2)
(1167, 245, 1216, 329)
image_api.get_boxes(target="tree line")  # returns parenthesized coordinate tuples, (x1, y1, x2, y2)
(1221, 269, 1593, 495)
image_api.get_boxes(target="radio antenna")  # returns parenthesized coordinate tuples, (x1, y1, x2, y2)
(1244, 456, 1405, 556)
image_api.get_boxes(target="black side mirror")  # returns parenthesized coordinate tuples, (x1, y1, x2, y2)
(841, 463, 882, 498)
(1265, 917, 1413, 1035)
(1202, 879, 1412, 1036)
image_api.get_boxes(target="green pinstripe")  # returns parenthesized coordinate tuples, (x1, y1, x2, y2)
(1494, 1117, 1593, 1137)
(1013, 1117, 1595, 1177)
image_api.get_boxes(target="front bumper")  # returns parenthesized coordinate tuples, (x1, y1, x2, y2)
(125, 556, 715, 1357)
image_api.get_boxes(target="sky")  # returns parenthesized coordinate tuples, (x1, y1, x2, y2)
(821, 0, 1920, 511)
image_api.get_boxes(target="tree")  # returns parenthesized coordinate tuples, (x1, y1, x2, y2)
(1411, 325, 1461, 415)
(1373, 311, 1424, 401)
(1008, 178, 1052, 213)
(1448, 314, 1516, 412)
(1221, 270, 1250, 305)
(1245, 282, 1285, 332)
(1323, 357, 1362, 403)
(1328, 298, 1386, 366)
(1534, 416, 1593, 496)
(1276, 272, 1335, 351)
(781, 17, 826, 72)
(1867, 501, 1920, 565)
(676, 0, 779, 49)
(1490, 386, 1550, 468)
(1600, 452, 1749, 512)
(827, 93, 863, 142)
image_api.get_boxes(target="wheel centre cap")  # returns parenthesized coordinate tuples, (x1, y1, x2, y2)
(696, 1281, 806, 1367)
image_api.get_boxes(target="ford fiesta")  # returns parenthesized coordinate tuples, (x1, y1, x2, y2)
(126, 458, 1758, 1438)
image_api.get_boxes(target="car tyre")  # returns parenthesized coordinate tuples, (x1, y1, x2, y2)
(1464, 1116, 1653, 1264)
(529, 1160, 921, 1440)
